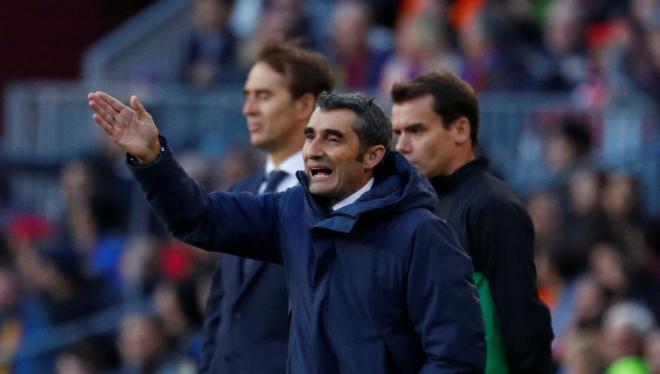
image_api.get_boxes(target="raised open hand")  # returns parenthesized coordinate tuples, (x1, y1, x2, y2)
(88, 91, 161, 164)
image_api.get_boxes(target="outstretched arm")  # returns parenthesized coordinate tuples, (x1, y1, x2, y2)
(87, 92, 283, 263)
(88, 91, 161, 164)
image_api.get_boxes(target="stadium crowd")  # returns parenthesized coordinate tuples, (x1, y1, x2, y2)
(0, 0, 659, 372)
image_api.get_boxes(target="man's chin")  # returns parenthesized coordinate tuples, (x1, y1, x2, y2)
(308, 183, 334, 198)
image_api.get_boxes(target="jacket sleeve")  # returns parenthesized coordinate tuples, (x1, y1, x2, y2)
(128, 140, 282, 263)
(472, 199, 554, 374)
(407, 219, 486, 373)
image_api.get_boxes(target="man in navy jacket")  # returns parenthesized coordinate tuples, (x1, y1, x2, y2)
(197, 41, 333, 373)
(88, 90, 486, 373)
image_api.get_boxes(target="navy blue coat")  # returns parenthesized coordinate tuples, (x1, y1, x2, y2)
(199, 172, 289, 373)
(130, 142, 486, 373)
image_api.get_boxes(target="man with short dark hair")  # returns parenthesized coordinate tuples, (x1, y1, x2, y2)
(391, 71, 554, 374)
(88, 89, 486, 373)
(198, 40, 334, 373)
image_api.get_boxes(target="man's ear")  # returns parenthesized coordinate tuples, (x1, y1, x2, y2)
(294, 93, 316, 122)
(362, 145, 386, 170)
(452, 117, 471, 145)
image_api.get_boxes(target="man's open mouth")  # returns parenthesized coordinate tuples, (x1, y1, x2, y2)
(310, 167, 334, 178)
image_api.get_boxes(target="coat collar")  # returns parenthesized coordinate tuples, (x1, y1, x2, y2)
(295, 152, 437, 234)
(430, 157, 489, 194)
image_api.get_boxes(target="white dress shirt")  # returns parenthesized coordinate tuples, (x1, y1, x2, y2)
(332, 178, 374, 211)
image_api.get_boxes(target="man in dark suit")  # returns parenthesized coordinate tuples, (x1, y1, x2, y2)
(198, 40, 334, 373)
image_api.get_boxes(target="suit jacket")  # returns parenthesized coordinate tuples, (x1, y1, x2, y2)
(199, 172, 289, 373)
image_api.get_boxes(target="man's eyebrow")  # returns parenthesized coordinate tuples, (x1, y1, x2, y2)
(322, 128, 345, 138)
(303, 127, 315, 135)
(244, 88, 272, 96)
(403, 123, 425, 131)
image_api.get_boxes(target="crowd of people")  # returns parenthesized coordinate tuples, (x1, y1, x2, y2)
(0, 0, 658, 373)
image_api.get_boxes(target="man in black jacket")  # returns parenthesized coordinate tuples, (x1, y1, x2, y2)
(391, 71, 554, 374)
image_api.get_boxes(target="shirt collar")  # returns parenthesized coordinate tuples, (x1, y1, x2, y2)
(332, 178, 374, 211)
(265, 150, 304, 176)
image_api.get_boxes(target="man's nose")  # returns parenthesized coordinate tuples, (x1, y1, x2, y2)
(395, 134, 411, 154)
(242, 97, 257, 116)
(303, 137, 323, 159)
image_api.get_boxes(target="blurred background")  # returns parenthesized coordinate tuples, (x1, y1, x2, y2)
(0, 0, 659, 373)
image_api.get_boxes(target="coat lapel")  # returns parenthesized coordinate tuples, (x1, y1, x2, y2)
(237, 259, 266, 297)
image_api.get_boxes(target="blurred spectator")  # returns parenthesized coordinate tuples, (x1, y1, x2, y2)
(153, 279, 203, 363)
(211, 145, 263, 191)
(541, 241, 590, 358)
(84, 192, 129, 294)
(562, 169, 609, 248)
(456, 7, 535, 91)
(601, 302, 654, 373)
(18, 241, 119, 325)
(0, 263, 23, 372)
(119, 235, 163, 298)
(228, 0, 262, 38)
(538, 0, 589, 91)
(56, 160, 130, 295)
(602, 171, 645, 228)
(180, 0, 245, 88)
(611, 0, 660, 104)
(588, 241, 633, 305)
(545, 118, 593, 179)
(588, 238, 660, 321)
(380, 13, 460, 95)
(239, 0, 314, 65)
(6, 214, 53, 258)
(559, 328, 604, 374)
(528, 189, 564, 248)
(117, 312, 195, 373)
(55, 340, 118, 374)
(57, 160, 97, 251)
(645, 329, 660, 374)
(13, 241, 118, 372)
(326, 1, 390, 90)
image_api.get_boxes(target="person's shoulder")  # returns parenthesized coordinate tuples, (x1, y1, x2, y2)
(276, 184, 305, 205)
(463, 168, 524, 209)
(390, 205, 446, 234)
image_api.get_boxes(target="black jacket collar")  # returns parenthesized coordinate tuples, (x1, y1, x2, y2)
(430, 158, 489, 193)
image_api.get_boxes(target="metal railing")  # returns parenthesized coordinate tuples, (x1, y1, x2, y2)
(3, 82, 659, 214)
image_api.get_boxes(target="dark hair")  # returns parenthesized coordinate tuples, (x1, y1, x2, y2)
(316, 92, 393, 158)
(391, 71, 480, 145)
(257, 39, 335, 99)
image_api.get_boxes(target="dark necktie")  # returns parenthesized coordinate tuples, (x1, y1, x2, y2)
(263, 169, 289, 193)
(240, 169, 289, 282)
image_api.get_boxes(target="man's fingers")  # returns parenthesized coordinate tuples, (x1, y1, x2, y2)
(96, 91, 128, 113)
(89, 94, 120, 119)
(89, 101, 118, 125)
(130, 95, 147, 115)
